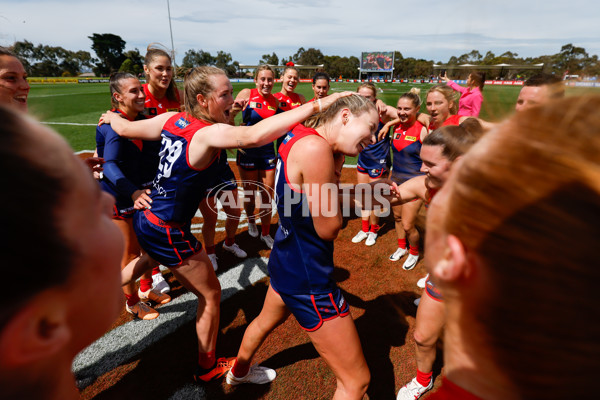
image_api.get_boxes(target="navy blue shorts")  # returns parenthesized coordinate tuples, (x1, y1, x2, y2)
(237, 151, 276, 171)
(133, 209, 202, 267)
(272, 284, 350, 331)
(357, 164, 388, 179)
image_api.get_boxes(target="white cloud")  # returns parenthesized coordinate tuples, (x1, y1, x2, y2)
(0, 0, 597, 65)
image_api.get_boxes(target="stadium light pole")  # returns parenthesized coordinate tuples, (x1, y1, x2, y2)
(167, 0, 177, 72)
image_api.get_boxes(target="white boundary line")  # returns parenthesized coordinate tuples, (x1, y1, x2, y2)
(43, 122, 97, 126)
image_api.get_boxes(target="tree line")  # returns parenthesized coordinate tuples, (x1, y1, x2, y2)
(8, 33, 600, 79)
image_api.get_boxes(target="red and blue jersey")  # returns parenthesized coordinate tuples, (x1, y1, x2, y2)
(141, 84, 182, 186)
(268, 125, 336, 295)
(391, 120, 425, 183)
(430, 114, 463, 130)
(240, 88, 282, 158)
(357, 120, 390, 172)
(274, 91, 303, 111)
(142, 83, 181, 117)
(147, 112, 228, 224)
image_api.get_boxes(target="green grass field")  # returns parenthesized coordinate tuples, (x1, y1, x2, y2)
(27, 81, 593, 158)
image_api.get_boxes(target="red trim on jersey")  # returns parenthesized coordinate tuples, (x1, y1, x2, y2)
(392, 120, 425, 152)
(278, 125, 323, 193)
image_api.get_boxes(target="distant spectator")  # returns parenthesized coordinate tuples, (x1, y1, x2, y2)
(441, 71, 485, 117)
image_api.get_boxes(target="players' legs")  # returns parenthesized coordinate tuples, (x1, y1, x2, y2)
(401, 199, 422, 247)
(257, 169, 275, 238)
(239, 168, 259, 227)
(114, 218, 161, 320)
(307, 315, 370, 400)
(366, 174, 384, 244)
(352, 171, 372, 244)
(234, 285, 290, 369)
(400, 199, 423, 270)
(113, 218, 139, 299)
(413, 292, 445, 380)
(199, 196, 218, 249)
(169, 249, 221, 358)
(220, 188, 243, 241)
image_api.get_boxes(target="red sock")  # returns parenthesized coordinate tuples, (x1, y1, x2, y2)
(231, 358, 250, 378)
(416, 369, 432, 387)
(361, 219, 370, 232)
(225, 237, 235, 246)
(152, 266, 162, 276)
(409, 245, 419, 256)
(198, 351, 216, 370)
(397, 238, 407, 249)
(206, 245, 216, 254)
(139, 278, 153, 293)
(370, 224, 380, 233)
(261, 223, 271, 236)
(125, 293, 140, 307)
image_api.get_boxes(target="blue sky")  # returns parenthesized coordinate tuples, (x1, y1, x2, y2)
(1, 0, 597, 65)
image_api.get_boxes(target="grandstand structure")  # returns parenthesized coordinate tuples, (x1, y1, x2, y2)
(433, 63, 544, 79)
(238, 64, 324, 79)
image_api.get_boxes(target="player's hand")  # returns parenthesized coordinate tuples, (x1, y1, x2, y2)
(233, 98, 248, 111)
(98, 110, 126, 126)
(320, 91, 355, 111)
(132, 189, 153, 210)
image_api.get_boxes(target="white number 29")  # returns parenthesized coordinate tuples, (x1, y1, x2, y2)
(158, 136, 183, 178)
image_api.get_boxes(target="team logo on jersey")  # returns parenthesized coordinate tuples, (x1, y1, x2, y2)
(144, 107, 158, 116)
(282, 133, 294, 145)
(250, 102, 262, 109)
(175, 117, 190, 129)
(280, 102, 288, 108)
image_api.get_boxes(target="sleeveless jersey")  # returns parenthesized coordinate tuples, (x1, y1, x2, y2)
(391, 120, 425, 182)
(274, 91, 303, 111)
(430, 114, 463, 130)
(240, 88, 282, 158)
(268, 125, 335, 295)
(141, 84, 181, 186)
(142, 83, 181, 116)
(357, 120, 390, 171)
(148, 112, 227, 223)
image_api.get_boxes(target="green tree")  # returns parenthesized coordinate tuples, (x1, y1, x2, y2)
(324, 55, 359, 79)
(122, 49, 143, 75)
(556, 43, 589, 75)
(11, 40, 93, 76)
(119, 58, 135, 73)
(88, 33, 126, 76)
(457, 50, 482, 64)
(181, 49, 215, 68)
(260, 52, 279, 66)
